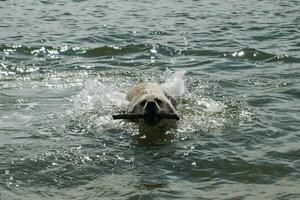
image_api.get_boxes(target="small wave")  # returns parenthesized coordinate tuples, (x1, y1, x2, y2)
(0, 44, 87, 57)
(223, 47, 300, 63)
(0, 44, 151, 58)
(83, 44, 151, 57)
(0, 43, 221, 59)
(2, 44, 299, 65)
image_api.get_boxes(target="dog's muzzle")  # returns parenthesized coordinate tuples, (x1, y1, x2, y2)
(144, 100, 161, 125)
(144, 100, 159, 115)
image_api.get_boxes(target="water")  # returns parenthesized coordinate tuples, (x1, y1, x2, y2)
(1, 0, 300, 199)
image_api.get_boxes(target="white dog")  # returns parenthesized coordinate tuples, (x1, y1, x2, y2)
(126, 83, 178, 139)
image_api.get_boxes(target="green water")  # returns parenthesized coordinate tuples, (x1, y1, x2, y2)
(1, 0, 300, 199)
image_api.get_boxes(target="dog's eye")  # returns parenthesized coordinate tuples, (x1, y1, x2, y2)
(140, 100, 147, 106)
(155, 98, 163, 105)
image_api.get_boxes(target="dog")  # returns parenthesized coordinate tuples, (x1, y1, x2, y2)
(126, 83, 178, 140)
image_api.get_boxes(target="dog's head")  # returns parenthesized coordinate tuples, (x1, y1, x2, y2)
(129, 93, 176, 125)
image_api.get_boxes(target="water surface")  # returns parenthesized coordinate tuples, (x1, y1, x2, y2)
(1, 0, 300, 199)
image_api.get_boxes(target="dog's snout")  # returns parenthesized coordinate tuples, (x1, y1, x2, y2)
(144, 100, 159, 114)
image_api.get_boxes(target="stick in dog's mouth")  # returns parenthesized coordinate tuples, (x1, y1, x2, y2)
(112, 113, 180, 120)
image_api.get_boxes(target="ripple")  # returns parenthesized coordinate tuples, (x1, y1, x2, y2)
(2, 45, 299, 69)
(223, 47, 300, 63)
(83, 44, 151, 57)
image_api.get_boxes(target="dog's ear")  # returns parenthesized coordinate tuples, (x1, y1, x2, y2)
(163, 92, 177, 108)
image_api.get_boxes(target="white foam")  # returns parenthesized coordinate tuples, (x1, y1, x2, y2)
(196, 98, 226, 113)
(72, 79, 127, 115)
(67, 78, 130, 133)
(161, 70, 186, 97)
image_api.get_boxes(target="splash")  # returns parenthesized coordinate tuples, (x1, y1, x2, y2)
(71, 70, 186, 118)
(72, 79, 127, 115)
(67, 70, 252, 137)
(69, 71, 187, 134)
(161, 70, 186, 97)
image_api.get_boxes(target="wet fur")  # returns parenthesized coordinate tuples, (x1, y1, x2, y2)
(126, 83, 178, 140)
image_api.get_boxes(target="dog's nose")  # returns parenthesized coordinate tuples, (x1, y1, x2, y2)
(144, 100, 159, 115)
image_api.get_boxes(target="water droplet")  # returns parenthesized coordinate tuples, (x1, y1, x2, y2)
(183, 152, 189, 156)
(238, 51, 245, 57)
(140, 135, 146, 139)
(150, 49, 157, 54)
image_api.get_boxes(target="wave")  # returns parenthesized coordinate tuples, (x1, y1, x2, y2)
(223, 47, 300, 63)
(0, 44, 151, 57)
(84, 44, 151, 57)
(1, 44, 299, 64)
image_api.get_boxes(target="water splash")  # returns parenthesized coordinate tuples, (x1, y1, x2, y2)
(70, 70, 187, 121)
(69, 78, 129, 134)
(161, 69, 186, 97)
(66, 70, 252, 138)
(72, 79, 127, 115)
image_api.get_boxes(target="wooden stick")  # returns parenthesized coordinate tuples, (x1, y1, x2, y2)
(112, 113, 179, 120)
